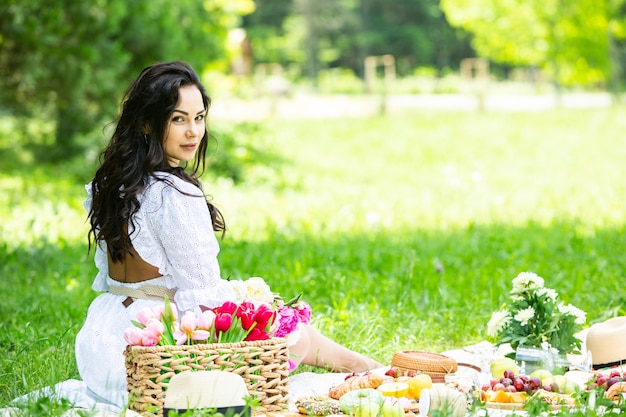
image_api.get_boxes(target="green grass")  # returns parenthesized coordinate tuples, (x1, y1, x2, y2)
(1, 106, 626, 413)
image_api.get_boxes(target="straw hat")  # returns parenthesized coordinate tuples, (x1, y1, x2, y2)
(586, 316, 626, 369)
(163, 371, 250, 417)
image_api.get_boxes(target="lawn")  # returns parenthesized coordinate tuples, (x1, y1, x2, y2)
(1, 106, 625, 412)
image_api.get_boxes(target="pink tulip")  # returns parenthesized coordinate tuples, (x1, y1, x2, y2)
(175, 311, 212, 344)
(124, 326, 160, 346)
(197, 310, 215, 331)
(190, 329, 211, 341)
(140, 328, 160, 346)
(174, 329, 188, 345)
(152, 305, 164, 319)
(143, 318, 164, 340)
(179, 311, 198, 334)
(136, 307, 159, 327)
(124, 327, 144, 345)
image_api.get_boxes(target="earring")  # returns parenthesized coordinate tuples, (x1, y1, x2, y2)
(143, 134, 149, 144)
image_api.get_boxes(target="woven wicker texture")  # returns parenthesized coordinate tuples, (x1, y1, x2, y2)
(391, 350, 458, 383)
(124, 338, 290, 416)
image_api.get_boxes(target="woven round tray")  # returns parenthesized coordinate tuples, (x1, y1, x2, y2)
(391, 350, 458, 382)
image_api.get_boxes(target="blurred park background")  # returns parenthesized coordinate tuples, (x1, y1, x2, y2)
(2, 0, 626, 412)
(2, 0, 626, 166)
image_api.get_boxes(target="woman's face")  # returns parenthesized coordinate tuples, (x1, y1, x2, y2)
(163, 85, 206, 167)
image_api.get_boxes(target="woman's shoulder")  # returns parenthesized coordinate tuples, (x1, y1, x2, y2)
(149, 172, 200, 189)
(144, 172, 203, 199)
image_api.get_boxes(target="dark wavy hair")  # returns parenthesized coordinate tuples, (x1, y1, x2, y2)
(88, 61, 225, 262)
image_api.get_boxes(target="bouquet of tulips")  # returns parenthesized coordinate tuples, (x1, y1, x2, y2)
(124, 277, 312, 352)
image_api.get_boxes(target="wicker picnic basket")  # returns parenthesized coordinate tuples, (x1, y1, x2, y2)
(124, 337, 290, 416)
(391, 350, 458, 383)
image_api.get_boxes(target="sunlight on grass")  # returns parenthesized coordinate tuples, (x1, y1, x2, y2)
(212, 107, 626, 241)
(0, 172, 88, 249)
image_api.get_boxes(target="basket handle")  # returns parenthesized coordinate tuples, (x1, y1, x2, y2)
(457, 362, 482, 373)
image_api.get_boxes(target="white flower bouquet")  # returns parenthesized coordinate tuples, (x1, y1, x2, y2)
(487, 272, 586, 356)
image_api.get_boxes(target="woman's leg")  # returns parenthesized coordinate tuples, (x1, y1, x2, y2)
(290, 324, 384, 372)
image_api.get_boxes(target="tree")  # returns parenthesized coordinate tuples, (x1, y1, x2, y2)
(243, 0, 472, 79)
(440, 0, 626, 87)
(0, 0, 254, 161)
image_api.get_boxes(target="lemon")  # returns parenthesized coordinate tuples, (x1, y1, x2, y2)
(407, 373, 433, 399)
(377, 382, 410, 398)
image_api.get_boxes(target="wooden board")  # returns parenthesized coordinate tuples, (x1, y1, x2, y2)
(485, 401, 564, 411)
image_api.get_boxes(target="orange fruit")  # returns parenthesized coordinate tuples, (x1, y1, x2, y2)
(493, 390, 511, 403)
(377, 382, 410, 398)
(509, 392, 528, 404)
(406, 374, 433, 399)
(485, 391, 499, 402)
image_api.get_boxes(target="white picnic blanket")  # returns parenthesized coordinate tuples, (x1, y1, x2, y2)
(2, 340, 607, 417)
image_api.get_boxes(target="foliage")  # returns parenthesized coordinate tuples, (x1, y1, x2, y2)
(317, 69, 366, 94)
(0, 115, 274, 186)
(207, 121, 283, 184)
(242, 0, 473, 80)
(2, 108, 626, 413)
(0, 0, 254, 161)
(440, 0, 626, 87)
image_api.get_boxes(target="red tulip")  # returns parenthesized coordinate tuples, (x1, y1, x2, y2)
(214, 312, 233, 333)
(214, 301, 238, 315)
(254, 304, 276, 330)
(245, 327, 270, 341)
(239, 310, 257, 330)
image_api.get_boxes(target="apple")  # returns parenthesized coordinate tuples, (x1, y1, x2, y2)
(490, 358, 519, 379)
(561, 379, 578, 395)
(381, 399, 404, 417)
(354, 402, 381, 417)
(339, 388, 384, 415)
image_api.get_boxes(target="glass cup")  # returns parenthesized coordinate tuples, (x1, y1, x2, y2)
(515, 346, 554, 375)
(556, 350, 593, 373)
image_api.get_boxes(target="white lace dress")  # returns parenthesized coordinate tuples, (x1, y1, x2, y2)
(72, 172, 235, 410)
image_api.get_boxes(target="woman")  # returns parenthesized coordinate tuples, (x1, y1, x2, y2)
(78, 61, 382, 409)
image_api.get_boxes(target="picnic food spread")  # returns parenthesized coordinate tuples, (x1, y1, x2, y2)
(328, 373, 386, 399)
(293, 349, 626, 417)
